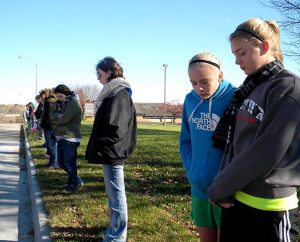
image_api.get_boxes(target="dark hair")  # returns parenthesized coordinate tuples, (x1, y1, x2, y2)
(54, 84, 71, 96)
(96, 56, 124, 81)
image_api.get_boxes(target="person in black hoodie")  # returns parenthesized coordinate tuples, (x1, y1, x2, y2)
(208, 18, 300, 242)
(85, 57, 137, 242)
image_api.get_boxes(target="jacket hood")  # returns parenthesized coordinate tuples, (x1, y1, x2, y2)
(188, 80, 235, 123)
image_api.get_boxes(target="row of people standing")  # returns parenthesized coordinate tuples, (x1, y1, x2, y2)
(25, 94, 45, 133)
(31, 57, 137, 242)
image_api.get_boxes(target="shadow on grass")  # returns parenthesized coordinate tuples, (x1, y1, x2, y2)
(35, 168, 106, 195)
(51, 225, 106, 241)
(125, 172, 190, 197)
(122, 128, 190, 196)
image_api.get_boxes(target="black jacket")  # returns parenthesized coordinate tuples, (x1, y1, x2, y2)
(34, 103, 44, 119)
(85, 88, 137, 165)
(40, 95, 56, 130)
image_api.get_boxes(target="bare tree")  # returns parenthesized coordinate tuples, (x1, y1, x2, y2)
(72, 84, 101, 116)
(261, 0, 300, 60)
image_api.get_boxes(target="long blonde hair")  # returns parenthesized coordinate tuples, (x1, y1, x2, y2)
(230, 18, 283, 62)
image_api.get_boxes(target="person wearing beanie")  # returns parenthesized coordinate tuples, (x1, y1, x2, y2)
(51, 84, 84, 193)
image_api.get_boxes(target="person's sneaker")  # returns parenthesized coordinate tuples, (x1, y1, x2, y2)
(48, 165, 60, 169)
(76, 181, 85, 190)
(44, 154, 50, 158)
(62, 188, 76, 194)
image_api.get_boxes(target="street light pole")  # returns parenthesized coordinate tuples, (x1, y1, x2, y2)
(18, 56, 38, 95)
(163, 64, 168, 124)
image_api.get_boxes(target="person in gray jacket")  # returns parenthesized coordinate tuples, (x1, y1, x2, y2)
(208, 18, 300, 242)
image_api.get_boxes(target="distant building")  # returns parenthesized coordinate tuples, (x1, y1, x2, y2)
(84, 102, 181, 123)
(134, 103, 180, 124)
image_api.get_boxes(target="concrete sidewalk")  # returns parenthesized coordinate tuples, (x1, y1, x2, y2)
(0, 123, 50, 241)
(0, 123, 33, 241)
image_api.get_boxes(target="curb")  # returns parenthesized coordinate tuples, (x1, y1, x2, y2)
(23, 125, 52, 241)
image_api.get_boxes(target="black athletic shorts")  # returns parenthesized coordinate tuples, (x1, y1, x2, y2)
(220, 200, 300, 242)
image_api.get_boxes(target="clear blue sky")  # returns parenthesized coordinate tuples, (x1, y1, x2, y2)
(0, 0, 298, 104)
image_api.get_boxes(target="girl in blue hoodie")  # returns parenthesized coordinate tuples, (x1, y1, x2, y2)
(180, 52, 236, 242)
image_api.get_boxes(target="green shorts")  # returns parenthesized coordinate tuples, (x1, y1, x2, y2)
(191, 195, 221, 228)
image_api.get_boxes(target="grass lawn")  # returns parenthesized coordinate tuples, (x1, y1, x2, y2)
(27, 122, 300, 241)
(27, 122, 198, 241)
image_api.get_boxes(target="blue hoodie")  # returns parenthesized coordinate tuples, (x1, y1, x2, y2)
(179, 80, 236, 200)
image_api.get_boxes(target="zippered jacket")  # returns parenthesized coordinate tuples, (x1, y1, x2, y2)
(52, 98, 82, 139)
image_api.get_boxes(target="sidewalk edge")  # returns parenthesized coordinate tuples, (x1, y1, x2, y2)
(23, 126, 52, 241)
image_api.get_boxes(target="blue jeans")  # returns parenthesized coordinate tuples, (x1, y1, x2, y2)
(44, 129, 58, 167)
(37, 119, 44, 138)
(56, 139, 82, 190)
(102, 164, 127, 242)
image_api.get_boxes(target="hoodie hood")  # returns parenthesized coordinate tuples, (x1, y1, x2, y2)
(188, 80, 235, 127)
(191, 79, 235, 102)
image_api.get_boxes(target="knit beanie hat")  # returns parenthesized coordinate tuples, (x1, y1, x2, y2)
(54, 84, 70, 96)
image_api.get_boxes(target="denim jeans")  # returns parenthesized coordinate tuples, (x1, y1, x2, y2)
(56, 139, 82, 190)
(37, 119, 44, 138)
(102, 164, 127, 242)
(44, 129, 58, 167)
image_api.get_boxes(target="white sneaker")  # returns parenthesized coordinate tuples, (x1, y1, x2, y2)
(76, 181, 84, 190)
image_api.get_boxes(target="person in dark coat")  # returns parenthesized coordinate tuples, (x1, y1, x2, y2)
(85, 56, 137, 242)
(40, 89, 59, 168)
(34, 94, 44, 139)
